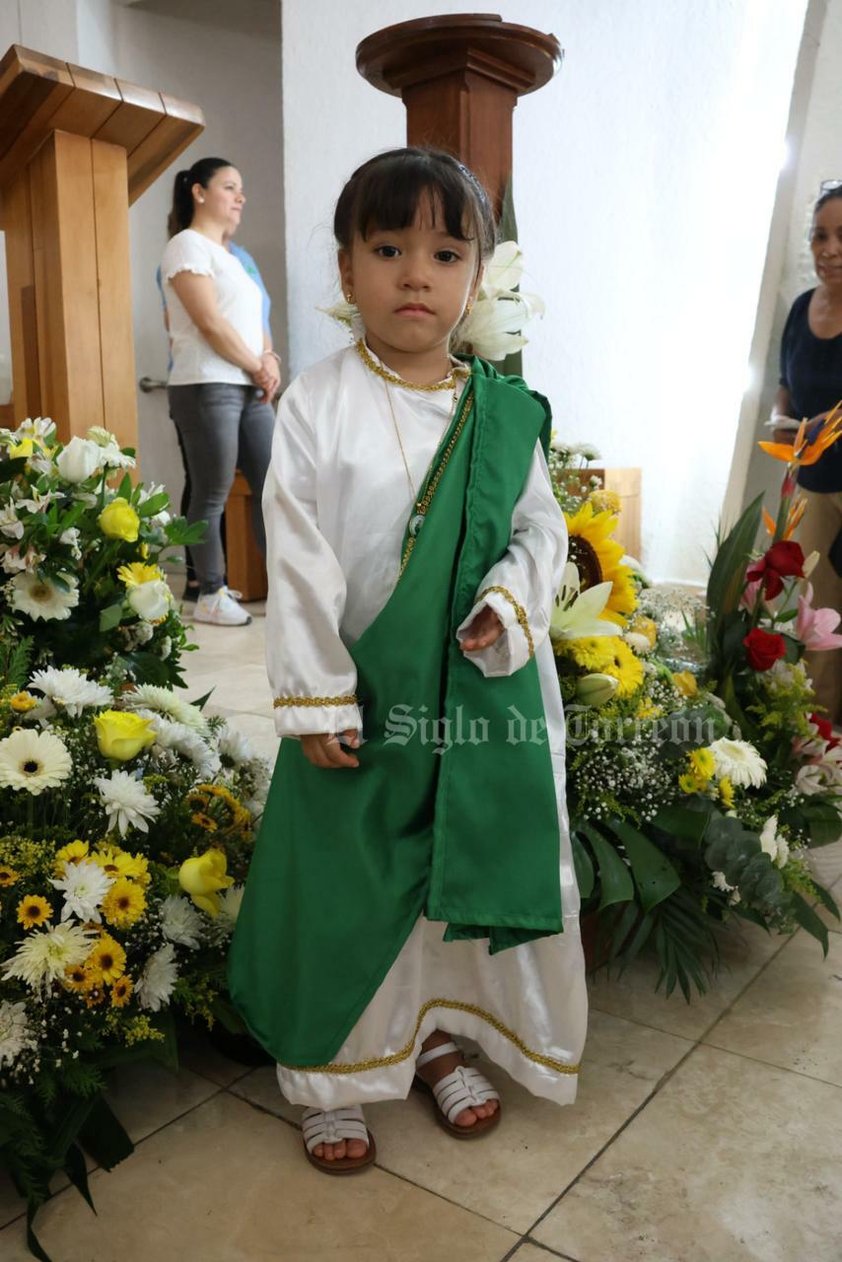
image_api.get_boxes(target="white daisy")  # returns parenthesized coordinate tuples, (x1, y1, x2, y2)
(136, 942, 178, 1012)
(50, 858, 113, 922)
(0, 728, 72, 795)
(123, 684, 208, 734)
(2, 922, 92, 989)
(708, 738, 767, 789)
(0, 1000, 34, 1067)
(28, 666, 113, 716)
(93, 770, 160, 836)
(160, 895, 203, 948)
(8, 571, 79, 621)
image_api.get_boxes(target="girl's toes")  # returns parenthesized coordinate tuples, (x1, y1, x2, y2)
(454, 1107, 478, 1128)
(346, 1138, 368, 1159)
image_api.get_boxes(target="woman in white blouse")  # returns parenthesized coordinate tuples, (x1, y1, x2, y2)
(161, 157, 281, 626)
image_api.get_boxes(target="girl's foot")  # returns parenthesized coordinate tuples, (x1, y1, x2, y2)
(415, 1030, 501, 1134)
(302, 1106, 376, 1174)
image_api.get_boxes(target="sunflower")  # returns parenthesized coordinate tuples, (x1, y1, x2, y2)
(85, 933, 126, 985)
(92, 846, 151, 888)
(688, 748, 716, 784)
(563, 637, 617, 673)
(191, 812, 218, 832)
(63, 962, 90, 992)
(718, 776, 735, 809)
(16, 894, 54, 929)
(600, 638, 645, 698)
(111, 975, 134, 1008)
(0, 865, 20, 887)
(102, 879, 146, 929)
(54, 839, 89, 874)
(564, 502, 637, 625)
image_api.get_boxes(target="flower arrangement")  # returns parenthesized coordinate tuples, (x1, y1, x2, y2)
(549, 440, 840, 998)
(0, 418, 203, 687)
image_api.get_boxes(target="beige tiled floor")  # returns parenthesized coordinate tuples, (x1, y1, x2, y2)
(2, 606, 841, 1261)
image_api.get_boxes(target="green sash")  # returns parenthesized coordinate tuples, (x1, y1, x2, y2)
(228, 358, 562, 1066)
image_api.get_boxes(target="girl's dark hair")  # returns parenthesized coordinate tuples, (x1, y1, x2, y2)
(813, 185, 842, 218)
(334, 147, 496, 260)
(167, 157, 234, 237)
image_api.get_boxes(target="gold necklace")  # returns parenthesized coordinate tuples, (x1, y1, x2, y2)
(356, 338, 457, 392)
(383, 380, 460, 532)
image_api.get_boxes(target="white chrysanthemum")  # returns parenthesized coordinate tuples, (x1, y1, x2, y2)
(759, 815, 790, 868)
(2, 922, 92, 989)
(150, 717, 219, 778)
(93, 770, 161, 837)
(123, 685, 208, 734)
(160, 895, 203, 948)
(0, 728, 72, 795)
(218, 885, 244, 929)
(708, 738, 767, 788)
(50, 858, 113, 922)
(8, 571, 79, 621)
(218, 723, 255, 766)
(136, 942, 178, 1012)
(28, 666, 113, 716)
(0, 1000, 34, 1067)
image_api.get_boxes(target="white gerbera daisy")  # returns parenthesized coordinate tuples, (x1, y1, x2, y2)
(136, 942, 178, 1012)
(708, 738, 767, 789)
(93, 770, 160, 837)
(0, 728, 72, 795)
(123, 685, 208, 734)
(160, 895, 203, 948)
(8, 571, 79, 621)
(2, 922, 92, 989)
(217, 723, 255, 767)
(50, 858, 113, 922)
(0, 1000, 34, 1067)
(28, 666, 113, 716)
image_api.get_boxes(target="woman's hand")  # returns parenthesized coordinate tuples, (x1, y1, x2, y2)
(300, 730, 360, 769)
(259, 351, 282, 399)
(460, 606, 505, 652)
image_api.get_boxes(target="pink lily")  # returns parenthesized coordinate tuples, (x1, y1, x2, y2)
(739, 578, 765, 613)
(796, 583, 842, 651)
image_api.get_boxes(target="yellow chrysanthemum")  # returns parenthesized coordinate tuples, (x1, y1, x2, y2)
(117, 561, 165, 589)
(719, 776, 735, 809)
(102, 878, 146, 929)
(54, 839, 90, 874)
(603, 638, 645, 698)
(688, 748, 716, 784)
(564, 501, 637, 625)
(564, 637, 617, 673)
(588, 488, 622, 515)
(9, 691, 38, 713)
(672, 671, 698, 698)
(85, 933, 126, 985)
(111, 975, 134, 1008)
(635, 698, 662, 720)
(679, 772, 699, 795)
(0, 865, 20, 887)
(16, 894, 54, 929)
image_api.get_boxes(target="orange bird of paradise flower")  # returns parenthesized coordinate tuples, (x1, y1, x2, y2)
(758, 402, 842, 467)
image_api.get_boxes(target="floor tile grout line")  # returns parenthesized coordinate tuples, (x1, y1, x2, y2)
(696, 1037, 842, 1090)
(499, 1236, 582, 1261)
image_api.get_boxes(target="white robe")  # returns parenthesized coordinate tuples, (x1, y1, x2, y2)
(263, 343, 587, 1108)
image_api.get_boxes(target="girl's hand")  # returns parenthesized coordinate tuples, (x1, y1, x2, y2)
(460, 606, 504, 652)
(300, 730, 360, 769)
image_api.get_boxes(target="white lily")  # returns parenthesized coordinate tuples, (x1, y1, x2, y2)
(550, 563, 617, 640)
(480, 240, 524, 296)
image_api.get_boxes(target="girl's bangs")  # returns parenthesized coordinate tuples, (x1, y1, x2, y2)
(355, 162, 476, 244)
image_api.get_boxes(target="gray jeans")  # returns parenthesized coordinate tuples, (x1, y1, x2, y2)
(168, 383, 274, 593)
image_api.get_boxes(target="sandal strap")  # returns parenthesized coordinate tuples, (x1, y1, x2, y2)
(301, 1106, 369, 1154)
(430, 1066, 500, 1125)
(415, 1040, 460, 1069)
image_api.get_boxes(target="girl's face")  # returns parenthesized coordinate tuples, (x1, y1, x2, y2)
(810, 198, 842, 290)
(193, 166, 245, 236)
(339, 196, 481, 367)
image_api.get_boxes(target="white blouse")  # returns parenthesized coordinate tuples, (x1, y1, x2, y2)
(263, 344, 567, 737)
(161, 229, 263, 386)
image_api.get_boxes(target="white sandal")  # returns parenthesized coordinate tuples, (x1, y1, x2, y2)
(413, 1041, 501, 1139)
(301, 1105, 376, 1174)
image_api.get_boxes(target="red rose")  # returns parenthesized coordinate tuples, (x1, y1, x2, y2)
(743, 627, 786, 671)
(745, 540, 805, 599)
(810, 712, 839, 748)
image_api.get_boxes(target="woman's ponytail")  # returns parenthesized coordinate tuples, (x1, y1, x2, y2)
(166, 157, 233, 237)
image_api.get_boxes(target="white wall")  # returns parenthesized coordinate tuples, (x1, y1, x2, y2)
(282, 0, 808, 583)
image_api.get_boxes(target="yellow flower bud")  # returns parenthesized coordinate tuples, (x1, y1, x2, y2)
(178, 848, 234, 917)
(94, 710, 156, 761)
(98, 497, 140, 542)
(9, 691, 38, 712)
(575, 672, 619, 707)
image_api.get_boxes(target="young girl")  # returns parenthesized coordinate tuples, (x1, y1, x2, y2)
(229, 148, 587, 1173)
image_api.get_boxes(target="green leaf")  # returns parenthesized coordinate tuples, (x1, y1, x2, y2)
(136, 491, 170, 518)
(604, 818, 682, 913)
(578, 823, 634, 909)
(791, 892, 830, 954)
(77, 1097, 134, 1171)
(63, 1143, 94, 1211)
(98, 603, 124, 632)
(571, 831, 595, 900)
(813, 883, 840, 920)
(781, 798, 842, 847)
(707, 494, 763, 628)
(652, 799, 714, 845)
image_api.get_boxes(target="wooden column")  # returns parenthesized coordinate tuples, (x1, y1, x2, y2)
(356, 13, 561, 216)
(0, 46, 204, 445)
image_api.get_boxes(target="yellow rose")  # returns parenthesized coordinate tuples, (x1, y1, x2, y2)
(672, 671, 698, 698)
(98, 498, 140, 542)
(8, 437, 34, 460)
(179, 848, 234, 917)
(94, 710, 156, 761)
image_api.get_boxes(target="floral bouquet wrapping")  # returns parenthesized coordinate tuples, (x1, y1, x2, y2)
(0, 417, 203, 687)
(548, 438, 840, 999)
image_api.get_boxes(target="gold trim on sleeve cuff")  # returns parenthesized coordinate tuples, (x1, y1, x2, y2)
(273, 694, 358, 709)
(478, 586, 535, 660)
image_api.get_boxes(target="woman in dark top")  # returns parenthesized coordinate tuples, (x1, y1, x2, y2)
(773, 186, 842, 727)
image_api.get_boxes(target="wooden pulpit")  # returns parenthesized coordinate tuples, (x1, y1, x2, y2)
(0, 45, 204, 448)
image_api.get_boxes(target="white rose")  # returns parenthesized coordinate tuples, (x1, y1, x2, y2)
(56, 436, 102, 483)
(127, 580, 171, 622)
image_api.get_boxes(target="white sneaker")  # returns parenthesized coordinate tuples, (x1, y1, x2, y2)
(193, 586, 252, 626)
